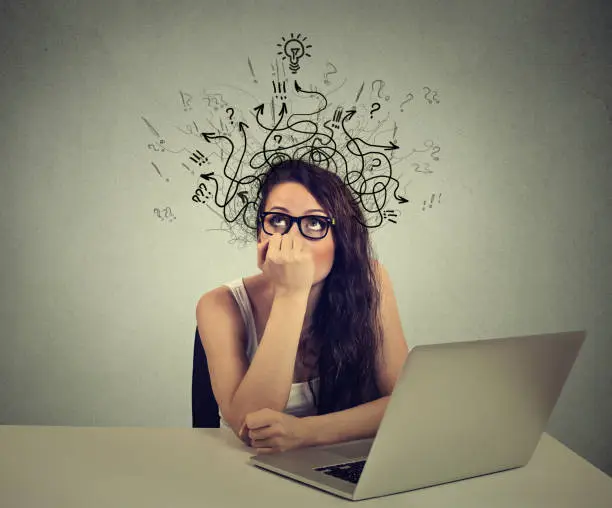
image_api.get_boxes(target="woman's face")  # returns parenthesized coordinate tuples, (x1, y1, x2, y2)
(257, 182, 335, 286)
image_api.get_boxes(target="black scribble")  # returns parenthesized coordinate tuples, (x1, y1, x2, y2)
(143, 33, 448, 245)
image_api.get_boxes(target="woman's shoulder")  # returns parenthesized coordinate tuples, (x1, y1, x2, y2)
(196, 277, 255, 348)
(197, 278, 238, 307)
(195, 286, 234, 325)
(196, 273, 263, 316)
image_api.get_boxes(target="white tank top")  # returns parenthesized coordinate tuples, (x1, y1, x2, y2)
(219, 278, 320, 429)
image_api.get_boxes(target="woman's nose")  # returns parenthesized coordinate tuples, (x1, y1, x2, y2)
(287, 221, 300, 235)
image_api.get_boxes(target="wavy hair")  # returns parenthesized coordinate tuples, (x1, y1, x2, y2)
(254, 159, 384, 415)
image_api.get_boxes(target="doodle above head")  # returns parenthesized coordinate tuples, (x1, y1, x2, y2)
(276, 33, 312, 74)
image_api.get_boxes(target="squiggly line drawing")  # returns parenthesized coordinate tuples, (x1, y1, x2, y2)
(193, 78, 410, 237)
(143, 36, 447, 246)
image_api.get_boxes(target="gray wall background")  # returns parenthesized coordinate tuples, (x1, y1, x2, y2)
(1, 0, 610, 476)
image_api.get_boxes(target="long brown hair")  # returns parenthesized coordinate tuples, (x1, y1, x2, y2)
(254, 159, 383, 415)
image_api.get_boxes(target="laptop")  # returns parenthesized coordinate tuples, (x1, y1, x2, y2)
(248, 330, 586, 501)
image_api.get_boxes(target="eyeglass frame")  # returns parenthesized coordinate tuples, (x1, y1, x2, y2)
(259, 211, 336, 240)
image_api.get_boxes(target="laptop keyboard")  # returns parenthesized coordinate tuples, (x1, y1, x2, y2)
(314, 460, 366, 484)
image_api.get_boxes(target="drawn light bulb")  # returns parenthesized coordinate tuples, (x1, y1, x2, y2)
(285, 40, 304, 72)
(277, 33, 312, 74)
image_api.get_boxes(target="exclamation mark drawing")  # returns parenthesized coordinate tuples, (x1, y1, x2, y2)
(152, 162, 170, 183)
(422, 193, 442, 211)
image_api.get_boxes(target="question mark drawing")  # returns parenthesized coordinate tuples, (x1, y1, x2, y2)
(423, 87, 440, 104)
(400, 93, 414, 112)
(370, 102, 381, 119)
(274, 134, 282, 144)
(154, 207, 176, 221)
(226, 107, 235, 125)
(430, 145, 440, 161)
(163, 207, 175, 222)
(192, 183, 212, 203)
(323, 62, 337, 85)
(368, 158, 382, 172)
(203, 95, 214, 108)
(371, 79, 390, 101)
(421, 139, 441, 161)
(412, 162, 433, 174)
(204, 93, 223, 111)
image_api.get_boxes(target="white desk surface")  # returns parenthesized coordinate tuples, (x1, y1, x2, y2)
(1, 426, 611, 507)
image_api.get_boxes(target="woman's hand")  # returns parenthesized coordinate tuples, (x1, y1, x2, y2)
(257, 229, 315, 296)
(239, 408, 310, 455)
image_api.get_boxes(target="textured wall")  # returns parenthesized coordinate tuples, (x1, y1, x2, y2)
(0, 0, 610, 475)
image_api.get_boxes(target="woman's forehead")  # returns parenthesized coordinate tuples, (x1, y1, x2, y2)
(266, 182, 323, 211)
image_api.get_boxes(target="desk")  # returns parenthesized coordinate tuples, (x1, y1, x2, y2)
(1, 426, 611, 507)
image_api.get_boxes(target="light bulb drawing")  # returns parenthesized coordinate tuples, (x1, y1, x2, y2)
(276, 33, 312, 74)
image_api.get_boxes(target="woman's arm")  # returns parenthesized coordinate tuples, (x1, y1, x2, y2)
(196, 287, 308, 440)
(229, 290, 310, 426)
(300, 396, 391, 446)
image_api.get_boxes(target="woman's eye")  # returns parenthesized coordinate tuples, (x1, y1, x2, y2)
(307, 218, 323, 230)
(270, 215, 287, 226)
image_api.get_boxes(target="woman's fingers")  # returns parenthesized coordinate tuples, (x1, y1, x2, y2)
(266, 233, 281, 260)
(280, 228, 297, 255)
(261, 229, 308, 265)
(257, 242, 266, 268)
(284, 229, 295, 252)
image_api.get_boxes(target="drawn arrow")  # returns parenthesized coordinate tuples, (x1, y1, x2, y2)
(237, 191, 248, 204)
(200, 132, 217, 143)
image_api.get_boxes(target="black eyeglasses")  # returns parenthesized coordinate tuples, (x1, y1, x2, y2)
(259, 212, 336, 240)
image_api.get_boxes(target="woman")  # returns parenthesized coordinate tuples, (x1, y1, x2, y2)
(196, 159, 408, 454)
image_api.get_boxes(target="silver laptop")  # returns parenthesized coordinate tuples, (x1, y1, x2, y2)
(248, 330, 586, 501)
